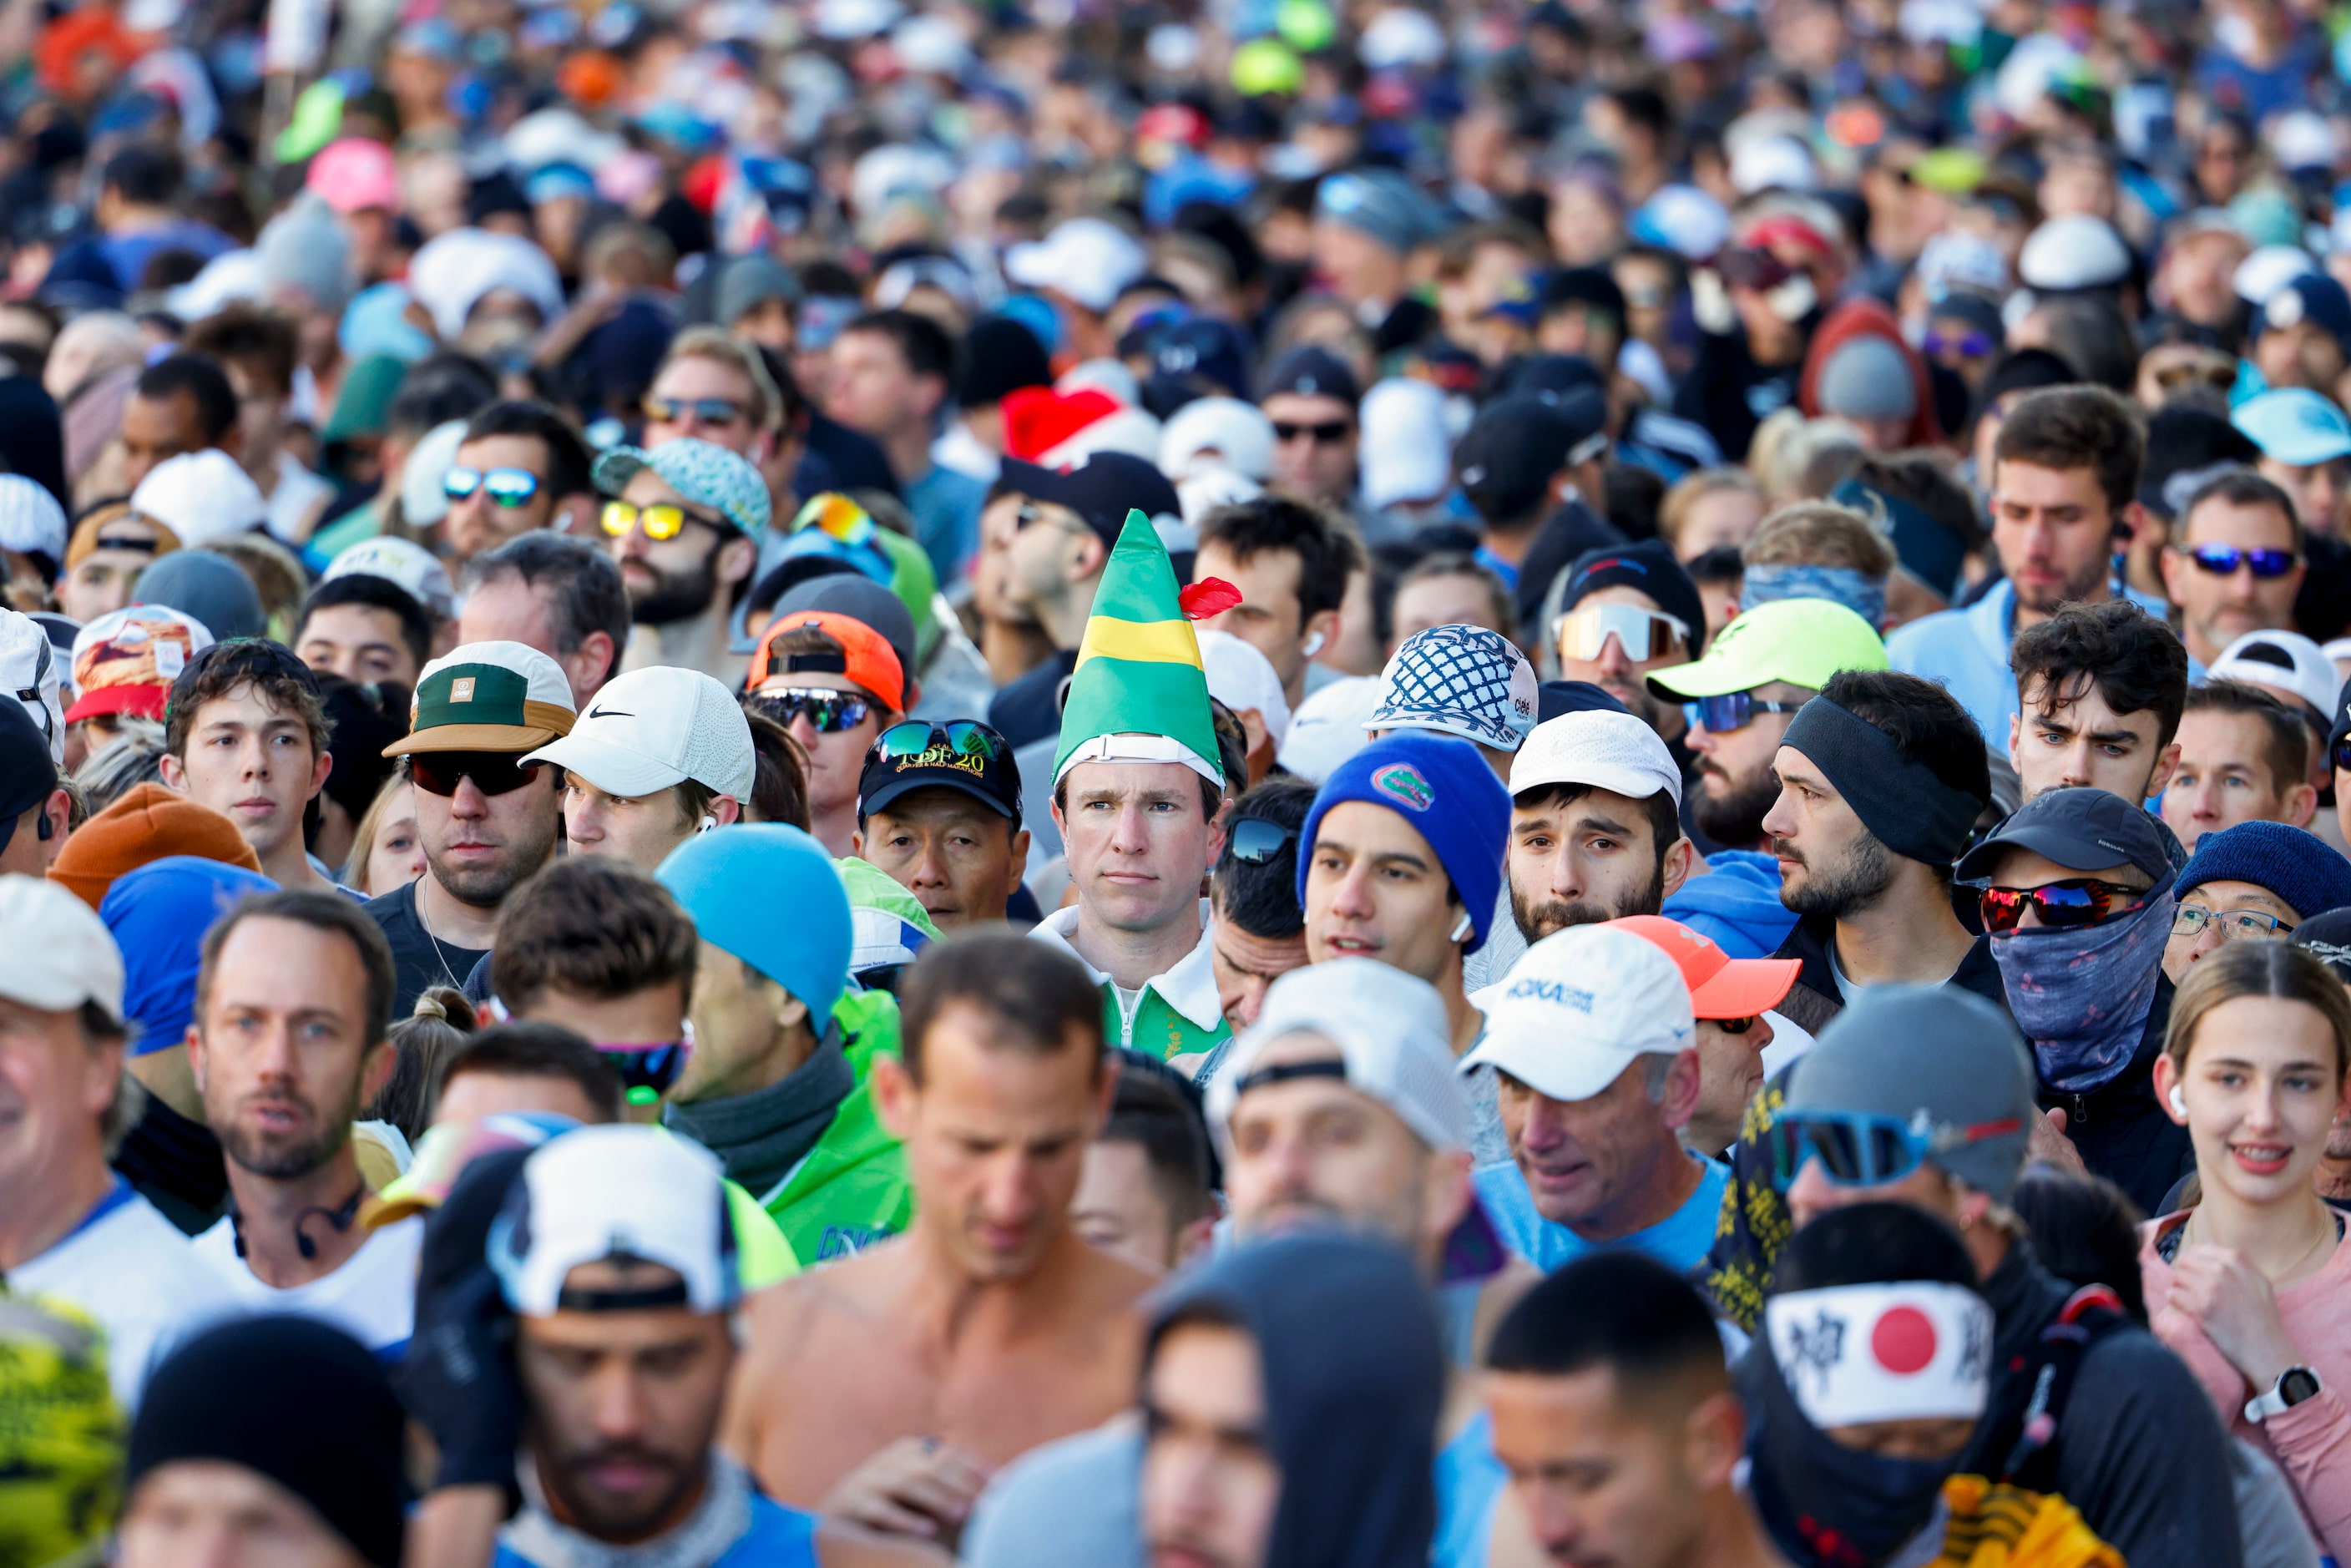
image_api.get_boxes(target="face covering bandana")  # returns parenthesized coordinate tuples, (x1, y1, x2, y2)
(1742, 1332, 1968, 1568)
(1990, 872, 2175, 1095)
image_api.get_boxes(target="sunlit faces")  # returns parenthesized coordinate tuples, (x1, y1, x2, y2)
(1989, 460, 2115, 617)
(642, 356, 766, 459)
(1492, 1055, 1696, 1235)
(1140, 1320, 1279, 1568)
(1388, 569, 1506, 652)
(411, 757, 563, 909)
(564, 778, 720, 875)
(2160, 493, 2305, 665)
(2164, 878, 2303, 984)
(1507, 784, 1682, 943)
(298, 602, 421, 688)
(1684, 680, 1809, 850)
(2009, 672, 2178, 804)
(1761, 748, 1893, 921)
(1193, 539, 1321, 701)
(1487, 1365, 1729, 1568)
(1302, 799, 1464, 985)
(57, 515, 171, 625)
(1555, 585, 1686, 739)
(159, 683, 333, 870)
(873, 1000, 1112, 1283)
(1054, 761, 1221, 938)
(2161, 706, 2319, 852)
(1208, 913, 1308, 1034)
(118, 1459, 371, 1568)
(2153, 995, 2347, 1209)
(855, 788, 1029, 930)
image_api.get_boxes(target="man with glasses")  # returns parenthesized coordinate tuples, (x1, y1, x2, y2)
(642, 326, 783, 463)
(853, 717, 1029, 928)
(2158, 469, 2309, 679)
(439, 400, 595, 564)
(1551, 541, 1705, 744)
(519, 664, 756, 873)
(2165, 819, 2351, 984)
(367, 640, 575, 1013)
(597, 438, 771, 689)
(748, 610, 906, 857)
(1256, 346, 1362, 512)
(1953, 787, 2187, 1211)
(1649, 598, 1888, 856)
(1742, 984, 2241, 1568)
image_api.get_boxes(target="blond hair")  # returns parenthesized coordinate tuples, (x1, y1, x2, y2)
(1657, 467, 1765, 554)
(660, 325, 783, 431)
(1742, 501, 1896, 578)
(2165, 941, 2351, 1083)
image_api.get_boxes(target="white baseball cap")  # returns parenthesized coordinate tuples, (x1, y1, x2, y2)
(523, 665, 755, 801)
(1196, 629, 1292, 749)
(1206, 959, 1470, 1153)
(0, 475, 67, 564)
(1160, 397, 1275, 483)
(490, 1125, 739, 1316)
(401, 420, 471, 528)
(2208, 629, 2342, 723)
(0, 874, 124, 1017)
(0, 609, 65, 766)
(1509, 710, 1683, 809)
(1461, 924, 1695, 1102)
(326, 535, 456, 618)
(1004, 218, 1146, 314)
(129, 449, 266, 546)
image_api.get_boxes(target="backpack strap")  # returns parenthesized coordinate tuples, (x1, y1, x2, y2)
(1990, 1284, 2127, 1494)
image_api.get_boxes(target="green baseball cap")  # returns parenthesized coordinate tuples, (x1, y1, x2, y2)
(384, 640, 577, 756)
(1645, 598, 1888, 700)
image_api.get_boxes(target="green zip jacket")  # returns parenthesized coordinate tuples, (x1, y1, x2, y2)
(1029, 901, 1233, 1060)
(755, 989, 916, 1265)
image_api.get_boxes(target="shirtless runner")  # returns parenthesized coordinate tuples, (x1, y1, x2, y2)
(723, 931, 1160, 1549)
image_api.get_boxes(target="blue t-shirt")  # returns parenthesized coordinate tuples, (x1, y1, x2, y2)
(497, 1495, 817, 1568)
(1474, 1154, 1729, 1273)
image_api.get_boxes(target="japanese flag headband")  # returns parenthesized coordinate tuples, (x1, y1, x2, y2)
(1764, 1282, 1994, 1429)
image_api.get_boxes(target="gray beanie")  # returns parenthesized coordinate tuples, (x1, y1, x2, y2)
(257, 195, 355, 318)
(1783, 984, 2035, 1199)
(1816, 336, 1918, 422)
(133, 550, 267, 643)
(717, 255, 801, 329)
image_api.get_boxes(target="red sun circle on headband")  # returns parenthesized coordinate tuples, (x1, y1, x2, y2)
(1871, 1306, 1938, 1375)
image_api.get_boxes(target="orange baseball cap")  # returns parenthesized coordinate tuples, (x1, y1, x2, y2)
(1610, 915, 1799, 1019)
(750, 610, 906, 712)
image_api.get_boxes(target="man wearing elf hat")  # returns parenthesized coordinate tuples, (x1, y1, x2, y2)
(1030, 508, 1234, 1061)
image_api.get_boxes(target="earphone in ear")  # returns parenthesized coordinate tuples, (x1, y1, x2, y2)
(34, 807, 51, 842)
(698, 815, 718, 833)
(1449, 910, 1474, 943)
(1302, 630, 1327, 658)
(2169, 1085, 2188, 1117)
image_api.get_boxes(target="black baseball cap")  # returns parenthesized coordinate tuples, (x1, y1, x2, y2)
(1256, 344, 1361, 407)
(1536, 680, 1631, 723)
(999, 453, 1182, 549)
(858, 720, 1024, 827)
(1454, 394, 1573, 520)
(775, 575, 918, 684)
(1560, 539, 1706, 645)
(1954, 785, 2172, 884)
(0, 695, 58, 858)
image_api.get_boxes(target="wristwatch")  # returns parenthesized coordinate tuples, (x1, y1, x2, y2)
(2244, 1367, 2323, 1424)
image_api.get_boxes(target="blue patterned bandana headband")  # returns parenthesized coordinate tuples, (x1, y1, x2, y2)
(1739, 563, 1886, 629)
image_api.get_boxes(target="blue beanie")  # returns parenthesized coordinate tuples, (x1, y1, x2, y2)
(2177, 821, 2351, 920)
(1298, 732, 1509, 953)
(100, 855, 276, 1057)
(658, 826, 852, 1023)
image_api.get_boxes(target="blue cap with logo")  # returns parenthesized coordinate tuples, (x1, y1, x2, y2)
(1298, 731, 1509, 952)
(2232, 387, 2351, 468)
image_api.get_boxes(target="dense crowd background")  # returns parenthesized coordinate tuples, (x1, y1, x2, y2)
(8, 0, 2351, 1562)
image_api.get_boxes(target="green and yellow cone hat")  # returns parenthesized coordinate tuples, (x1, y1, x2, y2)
(1052, 509, 1227, 788)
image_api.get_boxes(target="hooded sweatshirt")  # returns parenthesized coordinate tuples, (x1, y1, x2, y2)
(1146, 1232, 1443, 1568)
(1797, 297, 1943, 448)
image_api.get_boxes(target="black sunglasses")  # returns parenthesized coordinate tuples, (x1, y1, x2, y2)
(1272, 419, 1350, 444)
(407, 751, 545, 797)
(1229, 817, 1299, 863)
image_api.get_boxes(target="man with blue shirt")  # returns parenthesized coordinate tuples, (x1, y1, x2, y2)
(1459, 923, 1729, 1273)
(1887, 385, 2152, 745)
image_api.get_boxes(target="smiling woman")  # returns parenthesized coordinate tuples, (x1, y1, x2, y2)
(2142, 941, 2351, 1558)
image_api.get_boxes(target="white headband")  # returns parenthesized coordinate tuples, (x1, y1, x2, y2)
(1053, 731, 1224, 788)
(1765, 1282, 1993, 1429)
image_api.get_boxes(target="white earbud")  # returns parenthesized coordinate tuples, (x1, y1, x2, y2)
(699, 815, 719, 833)
(2169, 1085, 2188, 1117)
(1449, 910, 1474, 943)
(1302, 630, 1327, 658)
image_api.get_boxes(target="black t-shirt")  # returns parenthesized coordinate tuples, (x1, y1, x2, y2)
(364, 880, 492, 1018)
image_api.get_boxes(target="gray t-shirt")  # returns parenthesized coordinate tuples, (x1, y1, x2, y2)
(960, 1420, 1143, 1568)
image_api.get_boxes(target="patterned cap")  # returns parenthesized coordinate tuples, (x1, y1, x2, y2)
(64, 605, 214, 724)
(1365, 625, 1538, 752)
(592, 438, 772, 544)
(326, 535, 455, 618)
(384, 640, 577, 756)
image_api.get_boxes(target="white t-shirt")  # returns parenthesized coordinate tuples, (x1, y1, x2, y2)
(266, 452, 337, 546)
(10, 1180, 242, 1409)
(193, 1212, 423, 1355)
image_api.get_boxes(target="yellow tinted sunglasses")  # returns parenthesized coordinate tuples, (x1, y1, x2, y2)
(600, 500, 722, 541)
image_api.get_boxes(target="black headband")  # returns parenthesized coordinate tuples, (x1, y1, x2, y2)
(1232, 1059, 1349, 1096)
(1781, 697, 1984, 866)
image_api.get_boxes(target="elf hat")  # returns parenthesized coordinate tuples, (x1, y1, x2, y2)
(1053, 508, 1226, 790)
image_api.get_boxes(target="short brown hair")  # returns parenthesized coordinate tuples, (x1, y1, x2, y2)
(2177, 468, 2302, 552)
(1742, 501, 1895, 577)
(1392, 552, 1514, 635)
(1102, 1059, 1216, 1226)
(2165, 939, 2351, 1083)
(183, 303, 299, 397)
(743, 708, 811, 829)
(199, 890, 397, 1050)
(898, 930, 1105, 1083)
(2182, 680, 2311, 791)
(2010, 600, 2189, 748)
(1656, 468, 1764, 554)
(490, 858, 698, 1014)
(164, 640, 331, 764)
(1994, 385, 2143, 516)
(427, 1021, 623, 1124)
